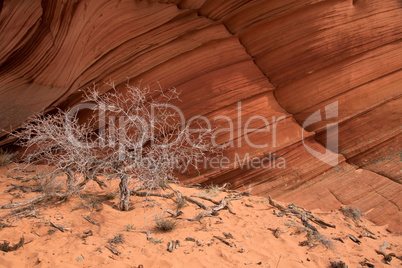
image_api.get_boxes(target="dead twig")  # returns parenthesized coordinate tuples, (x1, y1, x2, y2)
(141, 231, 152, 241)
(213, 236, 235, 247)
(166, 209, 183, 218)
(268, 196, 335, 229)
(363, 227, 375, 235)
(223, 188, 251, 197)
(167, 240, 180, 252)
(309, 216, 336, 229)
(301, 214, 318, 232)
(181, 184, 202, 189)
(273, 210, 284, 217)
(50, 221, 70, 232)
(188, 210, 217, 222)
(166, 185, 186, 210)
(185, 237, 196, 242)
(131, 191, 174, 199)
(375, 249, 386, 256)
(188, 197, 235, 221)
(184, 196, 210, 210)
(6, 184, 36, 193)
(9, 205, 38, 218)
(0, 191, 73, 209)
(215, 197, 235, 215)
(13, 168, 35, 173)
(0, 194, 47, 209)
(82, 215, 100, 226)
(190, 195, 220, 205)
(347, 234, 361, 245)
(78, 176, 107, 189)
(330, 260, 349, 268)
(332, 237, 345, 243)
(0, 222, 16, 230)
(82, 230, 93, 239)
(0, 237, 24, 252)
(359, 233, 376, 239)
(375, 249, 398, 264)
(273, 228, 283, 238)
(105, 245, 121, 255)
(268, 196, 288, 211)
(223, 232, 234, 239)
(31, 231, 40, 237)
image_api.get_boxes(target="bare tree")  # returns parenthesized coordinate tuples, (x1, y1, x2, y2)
(11, 83, 220, 211)
(83, 83, 219, 210)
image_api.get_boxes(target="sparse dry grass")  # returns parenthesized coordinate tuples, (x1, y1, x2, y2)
(125, 224, 135, 231)
(286, 220, 335, 250)
(204, 183, 227, 197)
(340, 206, 364, 223)
(155, 215, 176, 232)
(307, 232, 334, 249)
(82, 194, 103, 211)
(0, 149, 15, 166)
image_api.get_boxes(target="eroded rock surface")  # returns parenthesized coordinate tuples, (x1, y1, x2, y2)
(0, 0, 401, 231)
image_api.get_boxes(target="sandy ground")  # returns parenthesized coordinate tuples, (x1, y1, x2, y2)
(0, 164, 401, 268)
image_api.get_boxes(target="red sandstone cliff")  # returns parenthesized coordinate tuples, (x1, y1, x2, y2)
(0, 0, 401, 231)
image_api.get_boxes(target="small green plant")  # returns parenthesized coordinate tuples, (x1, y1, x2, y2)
(125, 224, 135, 231)
(340, 206, 364, 223)
(0, 149, 15, 166)
(155, 215, 176, 232)
(108, 233, 124, 244)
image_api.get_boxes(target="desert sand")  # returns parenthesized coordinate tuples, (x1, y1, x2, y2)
(0, 164, 400, 268)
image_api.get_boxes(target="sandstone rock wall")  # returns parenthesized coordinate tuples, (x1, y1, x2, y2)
(0, 0, 401, 231)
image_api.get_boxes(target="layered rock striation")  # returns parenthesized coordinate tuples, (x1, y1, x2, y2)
(0, 0, 401, 230)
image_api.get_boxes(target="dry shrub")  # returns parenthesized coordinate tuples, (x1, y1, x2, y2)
(12, 83, 222, 211)
(108, 234, 124, 244)
(300, 231, 334, 250)
(155, 215, 176, 231)
(340, 206, 364, 223)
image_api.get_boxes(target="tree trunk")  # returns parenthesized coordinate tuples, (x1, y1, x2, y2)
(118, 175, 130, 211)
(65, 170, 75, 190)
